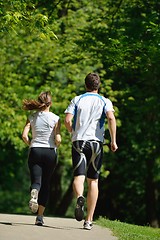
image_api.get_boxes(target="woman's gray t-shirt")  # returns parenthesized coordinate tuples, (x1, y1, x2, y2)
(29, 111, 59, 148)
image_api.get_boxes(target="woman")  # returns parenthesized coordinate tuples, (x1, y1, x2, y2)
(22, 91, 61, 226)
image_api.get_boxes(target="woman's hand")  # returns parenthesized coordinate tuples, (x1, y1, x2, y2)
(55, 134, 61, 147)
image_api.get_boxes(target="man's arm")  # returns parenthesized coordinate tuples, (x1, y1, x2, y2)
(106, 111, 118, 152)
(64, 113, 74, 133)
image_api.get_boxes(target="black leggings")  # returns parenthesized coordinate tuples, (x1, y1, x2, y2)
(28, 147, 58, 207)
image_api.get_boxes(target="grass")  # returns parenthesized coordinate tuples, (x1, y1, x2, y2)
(96, 217, 160, 240)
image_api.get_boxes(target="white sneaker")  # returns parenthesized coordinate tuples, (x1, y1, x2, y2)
(83, 221, 93, 230)
(29, 189, 38, 213)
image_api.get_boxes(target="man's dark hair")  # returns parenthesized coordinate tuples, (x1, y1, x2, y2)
(85, 73, 101, 91)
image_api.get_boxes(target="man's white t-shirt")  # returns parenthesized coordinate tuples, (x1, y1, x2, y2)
(65, 92, 114, 142)
(29, 111, 59, 148)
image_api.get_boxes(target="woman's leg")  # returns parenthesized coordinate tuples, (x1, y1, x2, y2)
(38, 148, 57, 208)
(28, 148, 43, 213)
(28, 148, 42, 191)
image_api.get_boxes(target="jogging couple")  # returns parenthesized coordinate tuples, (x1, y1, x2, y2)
(22, 72, 118, 230)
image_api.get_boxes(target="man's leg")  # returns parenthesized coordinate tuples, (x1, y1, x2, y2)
(73, 175, 85, 221)
(86, 178, 99, 222)
(73, 175, 85, 197)
(72, 141, 89, 221)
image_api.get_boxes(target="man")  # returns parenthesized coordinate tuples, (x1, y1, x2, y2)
(64, 73, 118, 230)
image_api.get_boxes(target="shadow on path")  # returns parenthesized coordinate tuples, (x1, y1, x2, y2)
(0, 220, 82, 230)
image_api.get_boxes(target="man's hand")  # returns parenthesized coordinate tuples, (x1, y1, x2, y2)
(110, 142, 118, 152)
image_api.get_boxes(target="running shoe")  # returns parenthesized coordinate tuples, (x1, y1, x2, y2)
(35, 215, 44, 226)
(75, 196, 85, 221)
(83, 221, 93, 230)
(29, 189, 38, 213)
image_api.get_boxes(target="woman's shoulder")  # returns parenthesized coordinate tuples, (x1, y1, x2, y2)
(48, 111, 60, 119)
(28, 111, 37, 119)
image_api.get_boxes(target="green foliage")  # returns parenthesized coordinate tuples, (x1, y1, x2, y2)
(0, 0, 57, 39)
(0, 190, 30, 214)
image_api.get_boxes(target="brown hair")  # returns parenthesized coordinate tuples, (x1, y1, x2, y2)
(22, 91, 52, 111)
(85, 73, 101, 91)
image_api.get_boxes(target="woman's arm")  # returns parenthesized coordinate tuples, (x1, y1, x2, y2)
(54, 119, 62, 147)
(22, 119, 31, 146)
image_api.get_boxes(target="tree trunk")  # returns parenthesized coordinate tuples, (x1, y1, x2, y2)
(145, 158, 159, 228)
(55, 180, 74, 215)
(48, 163, 63, 214)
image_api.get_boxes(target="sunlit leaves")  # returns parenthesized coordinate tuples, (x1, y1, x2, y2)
(0, 1, 57, 39)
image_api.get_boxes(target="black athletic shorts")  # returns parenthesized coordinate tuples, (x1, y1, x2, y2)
(72, 140, 103, 179)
